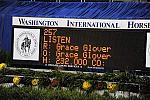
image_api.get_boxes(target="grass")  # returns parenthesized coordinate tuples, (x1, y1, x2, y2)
(0, 86, 129, 100)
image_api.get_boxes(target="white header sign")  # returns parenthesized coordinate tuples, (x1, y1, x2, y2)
(13, 16, 150, 29)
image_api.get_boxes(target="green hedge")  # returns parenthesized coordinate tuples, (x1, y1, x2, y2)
(1, 68, 150, 84)
(1, 68, 150, 94)
(0, 49, 11, 64)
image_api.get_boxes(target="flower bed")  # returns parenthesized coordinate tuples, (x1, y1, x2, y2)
(0, 60, 150, 99)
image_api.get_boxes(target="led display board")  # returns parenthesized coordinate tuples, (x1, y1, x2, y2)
(12, 17, 150, 72)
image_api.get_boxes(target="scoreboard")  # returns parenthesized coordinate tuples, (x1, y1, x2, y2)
(12, 17, 150, 72)
(42, 28, 112, 67)
(42, 28, 146, 70)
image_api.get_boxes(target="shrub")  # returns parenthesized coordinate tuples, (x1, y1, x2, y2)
(0, 49, 11, 65)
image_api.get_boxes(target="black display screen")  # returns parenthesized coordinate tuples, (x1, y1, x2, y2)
(40, 27, 147, 71)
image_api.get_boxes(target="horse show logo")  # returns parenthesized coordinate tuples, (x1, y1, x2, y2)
(16, 31, 37, 57)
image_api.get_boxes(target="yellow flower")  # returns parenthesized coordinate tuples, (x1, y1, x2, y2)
(32, 79, 39, 86)
(0, 63, 7, 70)
(82, 81, 91, 90)
(107, 82, 118, 93)
(13, 76, 21, 85)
